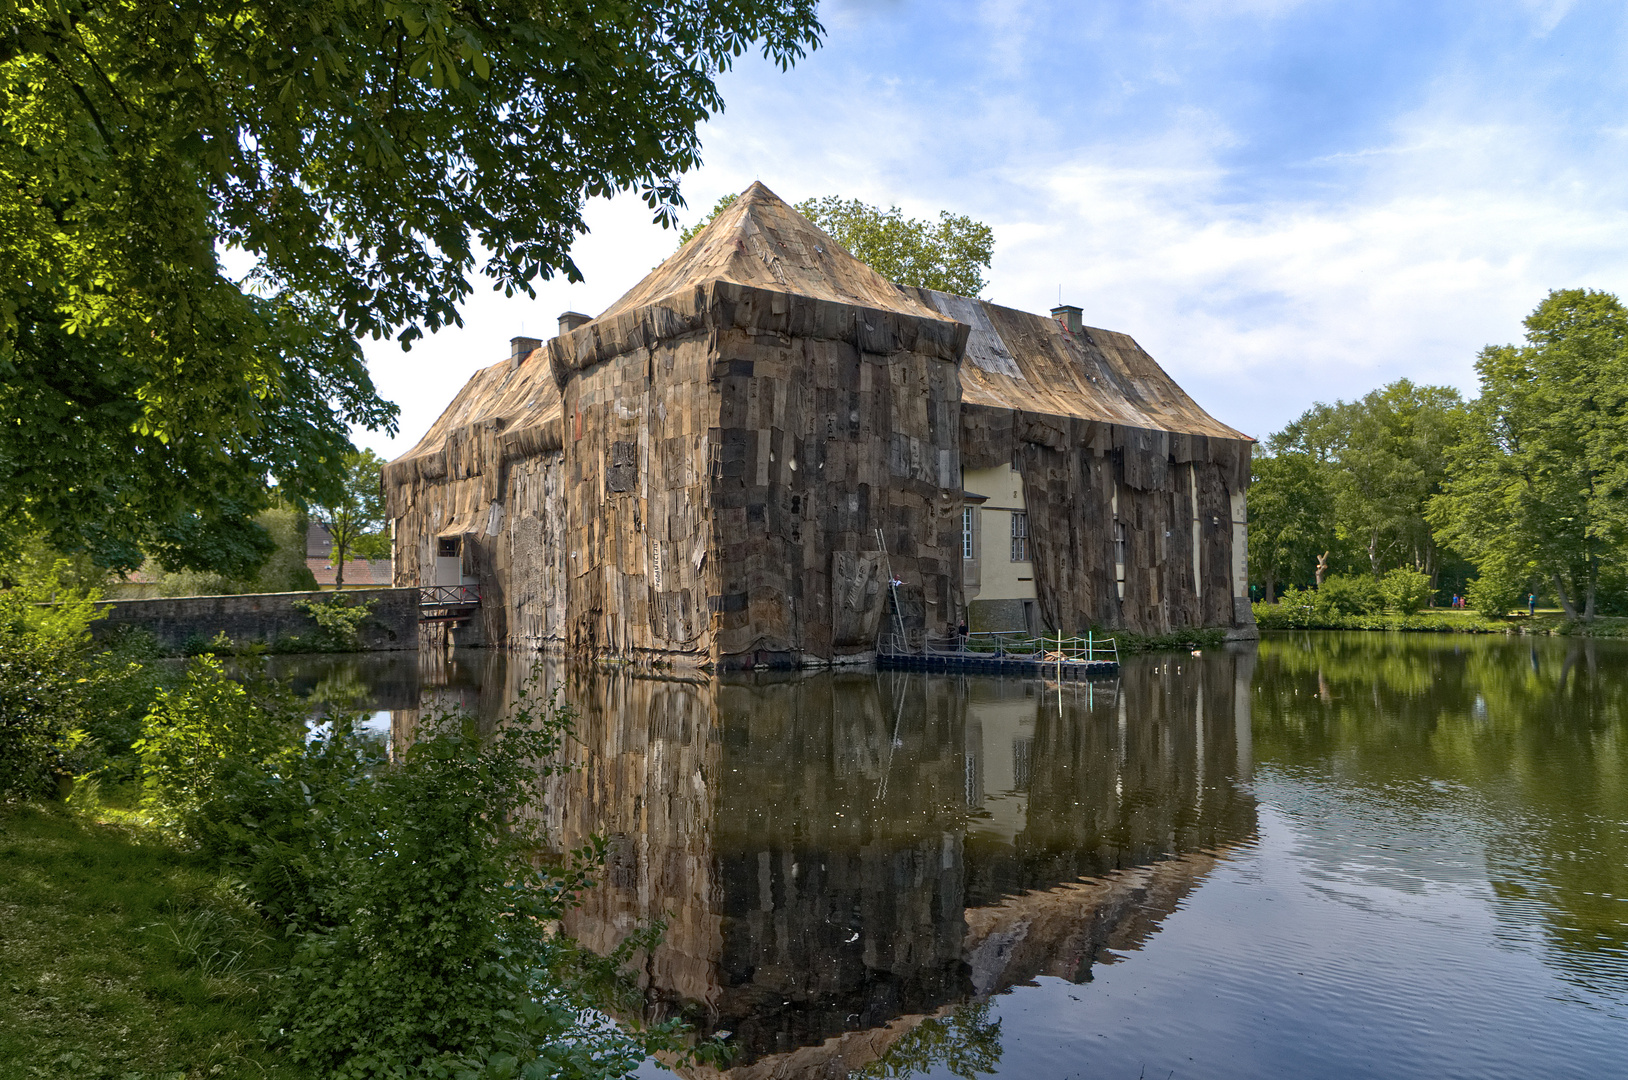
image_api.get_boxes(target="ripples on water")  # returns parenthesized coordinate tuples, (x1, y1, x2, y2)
(275, 633, 1628, 1078)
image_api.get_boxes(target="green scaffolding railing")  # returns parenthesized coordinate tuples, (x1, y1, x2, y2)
(881, 628, 1119, 667)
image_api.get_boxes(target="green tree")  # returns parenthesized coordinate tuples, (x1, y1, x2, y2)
(311, 450, 387, 589)
(1247, 449, 1336, 601)
(131, 505, 317, 597)
(1272, 379, 1465, 589)
(2, 292, 394, 573)
(1, 0, 823, 571)
(680, 193, 995, 296)
(1430, 289, 1628, 621)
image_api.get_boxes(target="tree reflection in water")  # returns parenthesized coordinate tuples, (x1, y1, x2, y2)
(1253, 632, 1628, 1003)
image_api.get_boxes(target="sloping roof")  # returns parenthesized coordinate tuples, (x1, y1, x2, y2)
(386, 182, 1247, 493)
(907, 288, 1248, 442)
(383, 346, 564, 490)
(597, 181, 957, 326)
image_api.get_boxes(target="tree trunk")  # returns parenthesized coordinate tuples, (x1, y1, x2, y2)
(1552, 572, 1579, 621)
(1368, 529, 1380, 577)
(334, 532, 347, 590)
(1264, 565, 1276, 604)
(1315, 550, 1330, 587)
(1584, 554, 1598, 623)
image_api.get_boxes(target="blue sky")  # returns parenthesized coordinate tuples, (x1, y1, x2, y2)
(356, 0, 1628, 457)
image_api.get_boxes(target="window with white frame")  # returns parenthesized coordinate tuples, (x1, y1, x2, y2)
(1010, 511, 1029, 562)
(963, 506, 976, 560)
(1114, 520, 1127, 599)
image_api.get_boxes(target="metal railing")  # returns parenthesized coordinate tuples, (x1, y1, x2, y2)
(879, 628, 1118, 666)
(419, 584, 481, 607)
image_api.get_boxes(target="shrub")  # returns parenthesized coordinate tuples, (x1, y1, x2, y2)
(1467, 569, 1526, 618)
(0, 561, 108, 800)
(1316, 574, 1384, 616)
(0, 627, 82, 800)
(1380, 568, 1432, 614)
(292, 593, 376, 650)
(136, 663, 722, 1078)
(134, 656, 307, 853)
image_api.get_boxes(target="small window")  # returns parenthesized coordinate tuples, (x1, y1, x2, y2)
(962, 507, 976, 560)
(438, 537, 460, 558)
(1010, 511, 1029, 562)
(1114, 520, 1127, 599)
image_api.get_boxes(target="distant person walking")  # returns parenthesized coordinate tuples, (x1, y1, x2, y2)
(1529, 593, 1537, 617)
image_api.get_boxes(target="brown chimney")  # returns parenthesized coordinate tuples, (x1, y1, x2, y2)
(1051, 304, 1083, 334)
(558, 311, 591, 335)
(510, 335, 541, 371)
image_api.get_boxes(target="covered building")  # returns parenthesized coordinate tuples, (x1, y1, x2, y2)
(383, 183, 1253, 665)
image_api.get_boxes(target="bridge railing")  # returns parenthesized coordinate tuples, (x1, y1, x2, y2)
(419, 584, 481, 607)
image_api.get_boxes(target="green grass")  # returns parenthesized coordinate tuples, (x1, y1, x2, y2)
(0, 802, 305, 1080)
(1250, 602, 1628, 637)
(1252, 603, 1513, 633)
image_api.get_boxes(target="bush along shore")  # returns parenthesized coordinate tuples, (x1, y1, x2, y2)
(1252, 572, 1628, 635)
(1, 567, 725, 1080)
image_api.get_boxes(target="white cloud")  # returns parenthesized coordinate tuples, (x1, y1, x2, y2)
(994, 115, 1628, 438)
(355, 0, 1628, 457)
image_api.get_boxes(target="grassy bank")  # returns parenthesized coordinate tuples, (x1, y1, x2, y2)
(1252, 605, 1512, 633)
(0, 802, 300, 1080)
(1111, 626, 1230, 652)
(1251, 602, 1628, 637)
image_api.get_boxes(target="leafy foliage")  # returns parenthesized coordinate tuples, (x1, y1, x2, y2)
(1267, 378, 1466, 589)
(0, 559, 107, 800)
(292, 593, 378, 650)
(1, 0, 823, 570)
(1248, 449, 1336, 601)
(310, 449, 388, 586)
(1257, 574, 1382, 629)
(133, 656, 306, 849)
(1, 285, 396, 573)
(680, 192, 995, 296)
(125, 507, 319, 597)
(1317, 574, 1384, 616)
(134, 663, 722, 1078)
(1251, 599, 1508, 633)
(1380, 567, 1433, 615)
(796, 196, 995, 297)
(1430, 289, 1628, 621)
(1466, 569, 1526, 618)
(0, 625, 81, 800)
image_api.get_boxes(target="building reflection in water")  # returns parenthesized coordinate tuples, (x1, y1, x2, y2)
(394, 650, 1258, 1077)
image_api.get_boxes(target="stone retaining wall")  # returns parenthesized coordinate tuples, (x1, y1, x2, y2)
(92, 588, 420, 654)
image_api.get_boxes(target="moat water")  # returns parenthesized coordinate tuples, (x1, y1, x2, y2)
(272, 634, 1628, 1079)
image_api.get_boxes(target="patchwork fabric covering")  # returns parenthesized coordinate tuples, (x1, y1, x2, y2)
(384, 183, 1254, 665)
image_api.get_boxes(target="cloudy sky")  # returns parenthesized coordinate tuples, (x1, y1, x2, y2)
(354, 0, 1628, 458)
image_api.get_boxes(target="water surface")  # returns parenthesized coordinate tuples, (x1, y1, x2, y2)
(289, 634, 1628, 1078)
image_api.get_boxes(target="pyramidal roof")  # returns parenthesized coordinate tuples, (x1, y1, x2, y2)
(595, 182, 955, 325)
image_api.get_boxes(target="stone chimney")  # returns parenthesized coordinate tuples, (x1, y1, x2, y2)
(510, 335, 541, 371)
(1051, 304, 1083, 335)
(558, 311, 591, 335)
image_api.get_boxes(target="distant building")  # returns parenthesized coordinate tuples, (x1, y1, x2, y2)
(304, 521, 391, 588)
(383, 183, 1254, 665)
